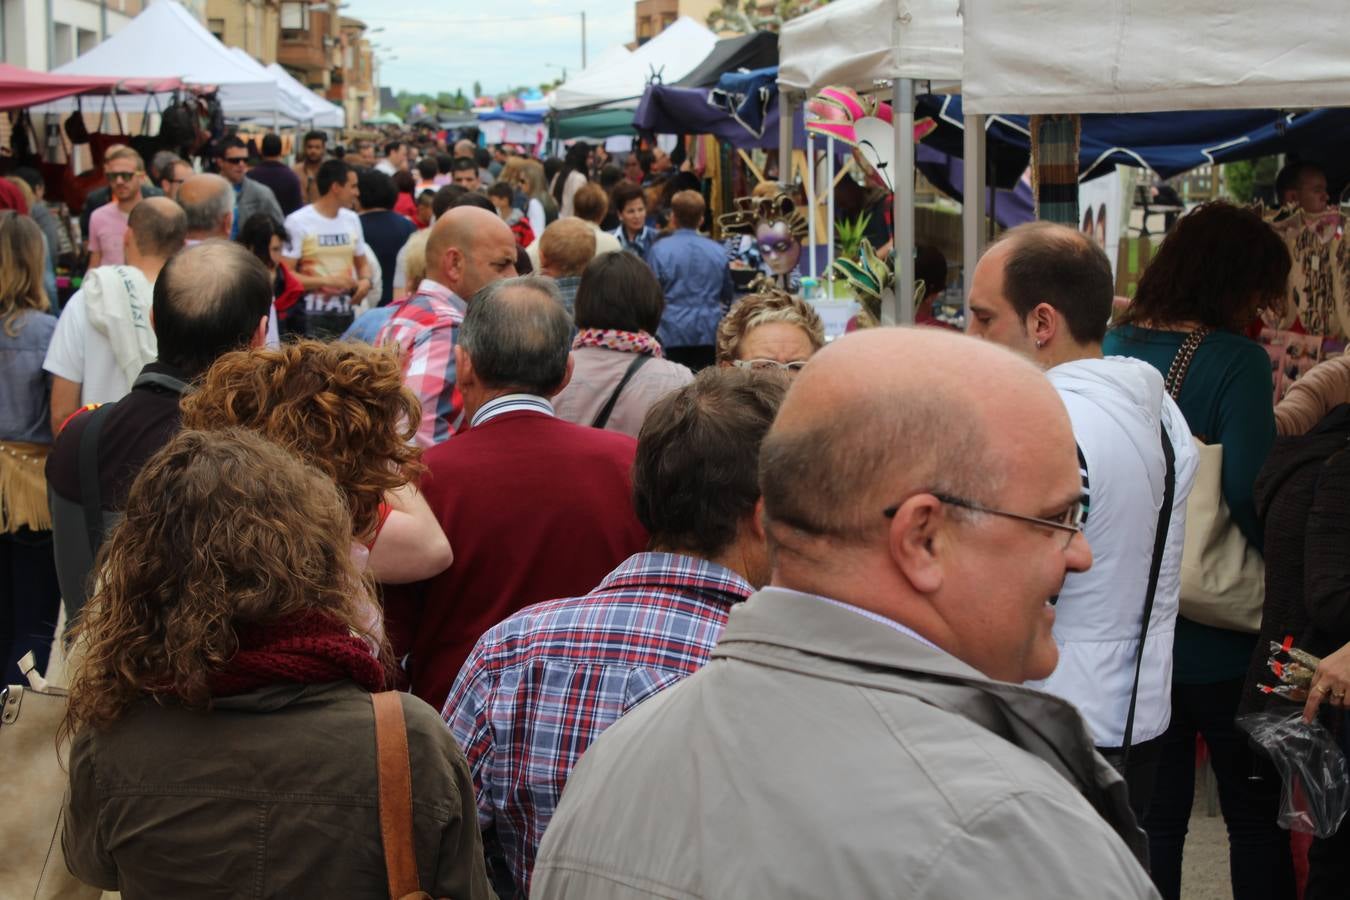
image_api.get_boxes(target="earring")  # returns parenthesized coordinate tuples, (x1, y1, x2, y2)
(1035, 339, 1044, 348)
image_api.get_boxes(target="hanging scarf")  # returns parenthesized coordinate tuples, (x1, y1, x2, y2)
(207, 610, 387, 698)
(572, 327, 664, 358)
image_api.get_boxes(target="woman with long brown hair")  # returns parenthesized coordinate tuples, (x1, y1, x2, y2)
(0, 209, 61, 683)
(62, 428, 492, 898)
(1105, 200, 1294, 900)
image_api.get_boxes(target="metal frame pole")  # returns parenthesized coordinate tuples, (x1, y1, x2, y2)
(962, 111, 987, 324)
(894, 77, 915, 324)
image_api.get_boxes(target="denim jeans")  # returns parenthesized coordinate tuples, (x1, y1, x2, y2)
(0, 527, 62, 684)
(1142, 677, 1295, 900)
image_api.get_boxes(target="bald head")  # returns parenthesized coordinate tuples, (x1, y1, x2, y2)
(454, 139, 476, 159)
(126, 196, 186, 260)
(152, 240, 272, 377)
(177, 173, 233, 238)
(425, 206, 518, 298)
(762, 327, 1070, 544)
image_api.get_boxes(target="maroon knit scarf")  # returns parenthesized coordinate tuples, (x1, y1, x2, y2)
(208, 611, 387, 697)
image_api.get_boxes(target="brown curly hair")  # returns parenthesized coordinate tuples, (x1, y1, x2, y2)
(179, 340, 423, 543)
(716, 289, 826, 365)
(64, 428, 374, 733)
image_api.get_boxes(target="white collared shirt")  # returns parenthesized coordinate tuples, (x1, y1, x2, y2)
(470, 393, 554, 428)
(772, 587, 942, 652)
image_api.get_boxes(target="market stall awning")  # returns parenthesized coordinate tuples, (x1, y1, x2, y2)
(264, 63, 344, 129)
(554, 17, 717, 111)
(920, 93, 1350, 181)
(636, 82, 800, 148)
(553, 108, 635, 140)
(54, 0, 308, 122)
(962, 0, 1350, 114)
(777, 0, 961, 93)
(675, 31, 778, 89)
(0, 62, 180, 110)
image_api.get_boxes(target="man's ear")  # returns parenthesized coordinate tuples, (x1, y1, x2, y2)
(888, 492, 945, 595)
(251, 315, 268, 348)
(547, 352, 575, 398)
(454, 343, 474, 388)
(1028, 302, 1058, 348)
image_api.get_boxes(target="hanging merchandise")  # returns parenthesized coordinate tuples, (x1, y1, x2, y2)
(1030, 114, 1081, 225)
(718, 192, 808, 293)
(803, 85, 936, 193)
(1258, 203, 1350, 341)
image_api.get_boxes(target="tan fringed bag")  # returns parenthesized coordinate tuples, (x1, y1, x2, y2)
(0, 441, 51, 533)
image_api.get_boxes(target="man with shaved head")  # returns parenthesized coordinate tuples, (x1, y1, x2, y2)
(375, 204, 518, 445)
(534, 328, 1160, 900)
(45, 196, 188, 429)
(48, 241, 273, 616)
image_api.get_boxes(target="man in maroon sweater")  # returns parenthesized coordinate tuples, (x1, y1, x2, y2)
(408, 275, 648, 709)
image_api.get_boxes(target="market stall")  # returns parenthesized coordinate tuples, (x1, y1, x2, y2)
(51, 0, 309, 123)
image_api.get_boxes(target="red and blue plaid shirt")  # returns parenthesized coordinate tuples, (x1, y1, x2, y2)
(374, 278, 465, 447)
(442, 552, 752, 897)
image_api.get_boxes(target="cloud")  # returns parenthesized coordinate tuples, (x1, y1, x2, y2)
(344, 0, 636, 96)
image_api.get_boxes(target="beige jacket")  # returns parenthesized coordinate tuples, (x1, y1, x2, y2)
(1275, 352, 1350, 436)
(532, 589, 1159, 900)
(552, 347, 694, 438)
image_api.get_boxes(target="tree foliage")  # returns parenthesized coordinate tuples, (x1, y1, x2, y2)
(707, 0, 829, 34)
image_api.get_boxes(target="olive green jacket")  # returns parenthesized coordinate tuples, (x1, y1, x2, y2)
(64, 681, 492, 899)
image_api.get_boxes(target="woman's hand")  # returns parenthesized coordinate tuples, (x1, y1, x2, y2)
(1303, 642, 1350, 722)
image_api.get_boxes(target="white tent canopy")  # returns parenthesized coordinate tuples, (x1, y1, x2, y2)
(265, 64, 344, 129)
(777, 0, 961, 93)
(962, 0, 1350, 115)
(553, 17, 717, 111)
(54, 0, 308, 122)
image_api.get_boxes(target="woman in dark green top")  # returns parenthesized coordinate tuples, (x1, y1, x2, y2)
(1104, 201, 1294, 900)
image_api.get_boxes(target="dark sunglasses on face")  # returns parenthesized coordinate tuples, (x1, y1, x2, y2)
(222, 156, 249, 165)
(106, 171, 139, 182)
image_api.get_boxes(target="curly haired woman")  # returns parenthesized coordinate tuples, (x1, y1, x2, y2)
(179, 339, 452, 588)
(62, 428, 492, 898)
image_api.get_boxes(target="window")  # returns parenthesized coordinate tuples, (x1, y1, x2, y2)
(208, 18, 225, 41)
(280, 1, 309, 32)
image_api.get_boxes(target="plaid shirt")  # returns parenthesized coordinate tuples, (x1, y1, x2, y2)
(374, 278, 465, 447)
(443, 552, 752, 897)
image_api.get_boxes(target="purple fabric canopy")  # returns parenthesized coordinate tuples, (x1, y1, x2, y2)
(635, 84, 803, 149)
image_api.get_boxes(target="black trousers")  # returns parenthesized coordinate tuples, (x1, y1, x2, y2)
(0, 527, 62, 684)
(1097, 734, 1166, 823)
(1142, 677, 1295, 900)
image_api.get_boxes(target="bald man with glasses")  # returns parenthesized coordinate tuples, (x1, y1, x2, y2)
(534, 327, 1160, 900)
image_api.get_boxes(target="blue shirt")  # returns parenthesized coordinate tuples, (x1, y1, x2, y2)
(645, 229, 735, 349)
(0, 309, 58, 443)
(611, 224, 657, 260)
(342, 305, 397, 345)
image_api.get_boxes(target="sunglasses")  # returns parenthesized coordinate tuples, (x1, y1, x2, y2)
(222, 156, 249, 165)
(106, 171, 139, 182)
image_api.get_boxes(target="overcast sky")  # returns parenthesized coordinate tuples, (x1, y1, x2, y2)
(341, 0, 636, 97)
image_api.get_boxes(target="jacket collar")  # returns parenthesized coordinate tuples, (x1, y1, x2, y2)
(713, 588, 1149, 865)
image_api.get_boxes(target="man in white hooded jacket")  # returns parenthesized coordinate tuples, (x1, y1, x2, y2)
(969, 222, 1198, 817)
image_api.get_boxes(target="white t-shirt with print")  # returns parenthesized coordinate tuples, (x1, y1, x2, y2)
(282, 205, 369, 323)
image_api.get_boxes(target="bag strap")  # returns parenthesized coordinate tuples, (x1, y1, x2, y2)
(1121, 421, 1176, 767)
(77, 403, 116, 565)
(1163, 328, 1211, 400)
(371, 691, 422, 900)
(133, 370, 191, 395)
(592, 353, 653, 430)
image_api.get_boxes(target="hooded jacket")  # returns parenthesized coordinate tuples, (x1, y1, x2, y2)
(1029, 356, 1198, 747)
(533, 589, 1158, 900)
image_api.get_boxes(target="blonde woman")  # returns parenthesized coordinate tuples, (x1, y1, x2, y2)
(0, 210, 60, 682)
(715, 289, 826, 374)
(504, 157, 555, 236)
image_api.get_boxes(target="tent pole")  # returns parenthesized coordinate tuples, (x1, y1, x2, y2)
(806, 131, 816, 281)
(962, 111, 987, 325)
(826, 136, 835, 293)
(777, 91, 792, 190)
(894, 78, 915, 325)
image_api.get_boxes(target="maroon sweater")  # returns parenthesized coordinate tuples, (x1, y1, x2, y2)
(401, 410, 647, 710)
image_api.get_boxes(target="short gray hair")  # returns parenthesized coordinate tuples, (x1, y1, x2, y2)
(181, 177, 233, 235)
(460, 276, 572, 394)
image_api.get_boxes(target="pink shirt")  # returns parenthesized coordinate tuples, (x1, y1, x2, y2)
(88, 202, 130, 265)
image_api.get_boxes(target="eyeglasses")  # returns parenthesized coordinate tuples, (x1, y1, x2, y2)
(732, 358, 809, 373)
(884, 492, 1086, 549)
(222, 156, 249, 165)
(106, 171, 139, 182)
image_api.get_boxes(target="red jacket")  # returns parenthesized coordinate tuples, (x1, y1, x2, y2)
(395, 410, 647, 709)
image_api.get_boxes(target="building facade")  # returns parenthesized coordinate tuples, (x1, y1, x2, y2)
(206, 0, 278, 64)
(1, 0, 142, 70)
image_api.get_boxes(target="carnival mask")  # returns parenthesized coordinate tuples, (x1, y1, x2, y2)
(755, 220, 802, 275)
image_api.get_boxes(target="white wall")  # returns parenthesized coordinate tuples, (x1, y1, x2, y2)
(1, 0, 133, 70)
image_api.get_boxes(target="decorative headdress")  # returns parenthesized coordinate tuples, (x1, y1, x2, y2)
(718, 192, 809, 241)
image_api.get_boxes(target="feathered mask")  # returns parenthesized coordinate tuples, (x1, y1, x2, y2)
(718, 192, 809, 241)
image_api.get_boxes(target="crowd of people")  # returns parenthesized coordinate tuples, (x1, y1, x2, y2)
(2, 129, 1350, 900)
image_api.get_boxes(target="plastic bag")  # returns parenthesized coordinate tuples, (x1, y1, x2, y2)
(1237, 710, 1350, 838)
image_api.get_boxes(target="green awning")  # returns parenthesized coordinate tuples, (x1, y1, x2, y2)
(553, 108, 634, 140)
